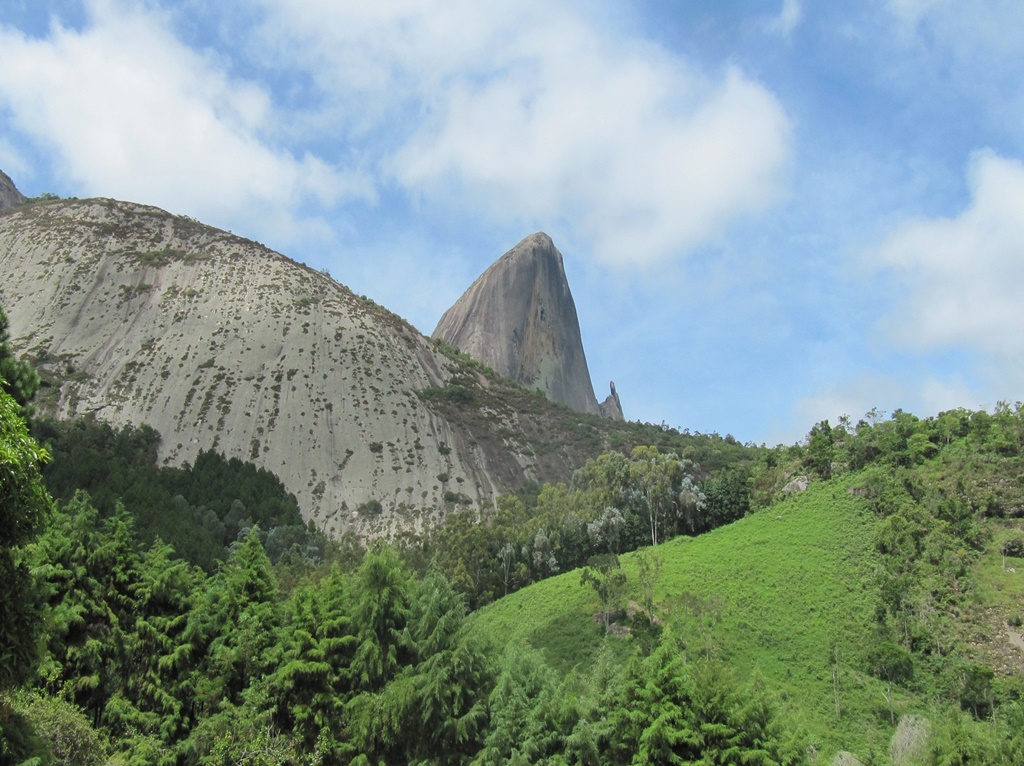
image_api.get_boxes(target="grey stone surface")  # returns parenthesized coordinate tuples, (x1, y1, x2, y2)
(782, 475, 809, 495)
(0, 169, 26, 213)
(433, 232, 622, 420)
(0, 198, 573, 538)
(599, 380, 624, 420)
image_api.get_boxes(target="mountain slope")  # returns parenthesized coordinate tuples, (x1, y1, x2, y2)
(433, 232, 623, 419)
(0, 198, 632, 537)
(471, 478, 890, 757)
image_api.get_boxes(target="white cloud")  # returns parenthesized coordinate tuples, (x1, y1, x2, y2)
(788, 375, 905, 438)
(256, 0, 791, 266)
(783, 373, 982, 444)
(919, 376, 984, 415)
(0, 0, 371, 244)
(0, 138, 32, 182)
(0, 1, 791, 265)
(887, 0, 945, 23)
(883, 0, 1024, 136)
(886, 0, 1024, 57)
(873, 150, 1024, 358)
(766, 0, 803, 37)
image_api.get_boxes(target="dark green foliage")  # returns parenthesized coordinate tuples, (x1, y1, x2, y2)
(0, 384, 51, 695)
(0, 701, 48, 766)
(1001, 534, 1024, 558)
(31, 493, 144, 724)
(0, 388, 50, 553)
(411, 622, 491, 761)
(193, 530, 280, 713)
(15, 693, 105, 766)
(12, 390, 1024, 762)
(580, 553, 627, 634)
(476, 645, 563, 763)
(176, 531, 282, 762)
(805, 419, 834, 479)
(867, 641, 914, 724)
(34, 417, 313, 570)
(172, 449, 303, 537)
(700, 466, 751, 528)
(416, 445, 725, 611)
(356, 498, 383, 516)
(23, 491, 195, 760)
(352, 570, 492, 764)
(990, 702, 1024, 763)
(418, 382, 477, 406)
(415, 503, 509, 609)
(957, 663, 994, 720)
(265, 568, 358, 759)
(0, 305, 40, 420)
(351, 544, 413, 691)
(106, 541, 200, 752)
(606, 630, 800, 765)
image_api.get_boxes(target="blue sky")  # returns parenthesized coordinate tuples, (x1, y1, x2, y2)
(2, 0, 1023, 445)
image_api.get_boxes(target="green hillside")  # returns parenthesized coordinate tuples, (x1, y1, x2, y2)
(472, 478, 891, 756)
(5, 300, 1024, 763)
(472, 449, 1024, 761)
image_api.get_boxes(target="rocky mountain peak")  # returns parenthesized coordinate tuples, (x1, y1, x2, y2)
(0, 170, 27, 213)
(433, 233, 623, 420)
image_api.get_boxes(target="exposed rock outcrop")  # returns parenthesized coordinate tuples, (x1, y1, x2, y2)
(0, 170, 26, 213)
(433, 233, 623, 420)
(782, 475, 809, 495)
(600, 381, 623, 420)
(0, 199, 629, 538)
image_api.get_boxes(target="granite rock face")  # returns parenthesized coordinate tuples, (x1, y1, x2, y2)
(0, 170, 26, 213)
(599, 381, 624, 421)
(0, 197, 636, 538)
(0, 199, 611, 538)
(433, 233, 623, 420)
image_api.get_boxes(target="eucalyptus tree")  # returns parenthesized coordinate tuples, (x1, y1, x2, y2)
(629, 446, 705, 547)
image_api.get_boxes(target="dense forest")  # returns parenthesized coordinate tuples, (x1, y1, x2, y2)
(3, 303, 1024, 764)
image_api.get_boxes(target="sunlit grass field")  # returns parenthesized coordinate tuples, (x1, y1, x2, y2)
(471, 478, 918, 758)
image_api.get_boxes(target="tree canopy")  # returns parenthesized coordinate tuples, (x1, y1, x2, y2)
(0, 380, 50, 693)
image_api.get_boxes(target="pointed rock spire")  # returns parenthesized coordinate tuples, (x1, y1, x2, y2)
(433, 232, 623, 420)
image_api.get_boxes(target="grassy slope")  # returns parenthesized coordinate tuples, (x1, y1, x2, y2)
(970, 521, 1024, 682)
(471, 477, 913, 758)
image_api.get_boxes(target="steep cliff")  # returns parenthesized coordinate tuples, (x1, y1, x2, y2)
(433, 233, 622, 420)
(0, 170, 26, 213)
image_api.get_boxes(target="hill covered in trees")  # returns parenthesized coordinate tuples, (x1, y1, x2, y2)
(1, 188, 1023, 763)
(4, 316, 1024, 762)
